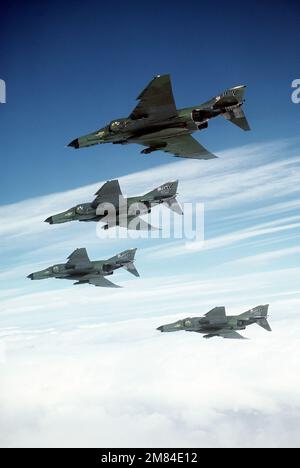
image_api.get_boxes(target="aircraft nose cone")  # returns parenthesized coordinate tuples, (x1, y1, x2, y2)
(45, 217, 53, 224)
(27, 273, 34, 280)
(157, 326, 164, 332)
(68, 138, 79, 149)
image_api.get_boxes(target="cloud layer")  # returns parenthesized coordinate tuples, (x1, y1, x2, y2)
(1, 290, 300, 448)
(1, 139, 300, 447)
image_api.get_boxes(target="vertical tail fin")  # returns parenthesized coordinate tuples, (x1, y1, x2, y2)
(250, 305, 272, 332)
(223, 106, 251, 131)
(143, 180, 183, 214)
(250, 304, 269, 318)
(204, 85, 251, 131)
(107, 248, 139, 277)
(214, 85, 250, 131)
(144, 180, 178, 200)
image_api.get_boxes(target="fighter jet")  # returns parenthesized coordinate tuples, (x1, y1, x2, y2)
(157, 305, 271, 340)
(45, 180, 182, 230)
(27, 248, 139, 288)
(68, 74, 250, 160)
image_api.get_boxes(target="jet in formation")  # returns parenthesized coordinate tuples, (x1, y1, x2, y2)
(157, 305, 271, 340)
(68, 74, 250, 160)
(45, 180, 182, 230)
(27, 248, 139, 288)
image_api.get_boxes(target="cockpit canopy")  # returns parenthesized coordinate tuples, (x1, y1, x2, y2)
(183, 319, 193, 328)
(109, 119, 130, 132)
(76, 205, 85, 214)
(52, 265, 64, 274)
(63, 209, 75, 218)
(75, 204, 94, 215)
(172, 320, 184, 329)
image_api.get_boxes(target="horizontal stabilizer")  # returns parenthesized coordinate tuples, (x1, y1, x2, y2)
(123, 262, 140, 277)
(241, 305, 271, 332)
(107, 248, 138, 265)
(220, 85, 250, 131)
(164, 197, 183, 215)
(257, 318, 272, 332)
(223, 107, 251, 131)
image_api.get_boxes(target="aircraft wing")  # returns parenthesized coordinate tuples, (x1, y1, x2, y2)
(92, 180, 123, 208)
(217, 330, 246, 340)
(140, 134, 218, 160)
(205, 307, 227, 321)
(130, 74, 178, 121)
(102, 215, 159, 231)
(126, 215, 159, 231)
(203, 329, 246, 340)
(67, 248, 92, 269)
(88, 276, 121, 288)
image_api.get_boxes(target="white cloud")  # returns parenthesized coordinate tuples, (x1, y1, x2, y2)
(1, 139, 300, 448)
(1, 140, 299, 241)
(1, 293, 300, 448)
(1, 140, 300, 268)
(145, 214, 300, 261)
(227, 245, 300, 267)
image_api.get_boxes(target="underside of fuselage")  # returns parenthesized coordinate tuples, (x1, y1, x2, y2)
(55, 266, 118, 281)
(116, 107, 221, 146)
(69, 106, 221, 149)
(196, 325, 228, 334)
(128, 126, 190, 144)
(111, 117, 188, 143)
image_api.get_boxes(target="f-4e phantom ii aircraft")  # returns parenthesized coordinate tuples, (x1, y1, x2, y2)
(157, 305, 271, 340)
(27, 248, 139, 288)
(45, 180, 182, 231)
(68, 74, 250, 160)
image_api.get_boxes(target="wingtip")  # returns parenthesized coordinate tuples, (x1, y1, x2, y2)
(232, 84, 247, 90)
(154, 73, 169, 79)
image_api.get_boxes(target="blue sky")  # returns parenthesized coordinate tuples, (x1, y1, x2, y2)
(1, 0, 300, 203)
(1, 0, 300, 448)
